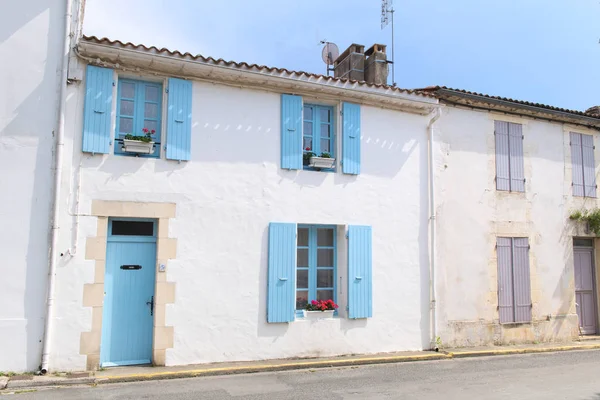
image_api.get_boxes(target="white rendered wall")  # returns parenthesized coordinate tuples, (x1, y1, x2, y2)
(51, 74, 433, 370)
(434, 106, 592, 346)
(0, 0, 67, 372)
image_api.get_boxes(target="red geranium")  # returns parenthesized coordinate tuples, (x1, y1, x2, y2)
(304, 299, 338, 311)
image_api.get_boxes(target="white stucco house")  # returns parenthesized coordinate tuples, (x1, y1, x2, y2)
(4, 0, 600, 375)
(420, 86, 600, 347)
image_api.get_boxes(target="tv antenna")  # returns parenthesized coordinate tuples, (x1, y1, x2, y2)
(381, 0, 395, 85)
(320, 40, 340, 76)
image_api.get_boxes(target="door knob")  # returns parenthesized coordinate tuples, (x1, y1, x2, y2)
(146, 296, 154, 316)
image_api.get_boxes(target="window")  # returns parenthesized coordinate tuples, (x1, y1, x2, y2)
(570, 132, 596, 198)
(296, 226, 336, 312)
(497, 237, 532, 323)
(495, 121, 525, 192)
(303, 104, 335, 170)
(115, 79, 162, 158)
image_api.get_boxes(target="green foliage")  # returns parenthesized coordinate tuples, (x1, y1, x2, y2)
(303, 151, 316, 165)
(124, 134, 153, 143)
(569, 208, 600, 235)
(319, 152, 331, 158)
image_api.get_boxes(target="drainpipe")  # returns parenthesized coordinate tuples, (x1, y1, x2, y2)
(40, 0, 73, 374)
(427, 107, 442, 351)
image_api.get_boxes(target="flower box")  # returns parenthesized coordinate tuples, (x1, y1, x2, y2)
(122, 139, 155, 154)
(303, 310, 335, 319)
(309, 156, 336, 169)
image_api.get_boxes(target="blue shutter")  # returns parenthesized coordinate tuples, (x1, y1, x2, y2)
(495, 121, 510, 191)
(347, 225, 372, 319)
(508, 123, 525, 192)
(497, 237, 514, 323)
(342, 102, 361, 175)
(512, 238, 532, 323)
(281, 94, 302, 170)
(582, 134, 596, 198)
(267, 222, 297, 323)
(571, 132, 585, 197)
(166, 78, 192, 161)
(82, 65, 113, 154)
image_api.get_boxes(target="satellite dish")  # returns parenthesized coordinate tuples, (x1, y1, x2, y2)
(321, 42, 339, 66)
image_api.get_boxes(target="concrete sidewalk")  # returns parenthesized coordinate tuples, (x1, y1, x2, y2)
(3, 339, 600, 391)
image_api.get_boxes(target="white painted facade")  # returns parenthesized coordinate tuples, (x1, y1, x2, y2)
(43, 55, 439, 370)
(434, 105, 600, 347)
(0, 0, 70, 372)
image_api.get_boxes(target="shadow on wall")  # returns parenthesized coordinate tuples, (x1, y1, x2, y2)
(0, 0, 65, 370)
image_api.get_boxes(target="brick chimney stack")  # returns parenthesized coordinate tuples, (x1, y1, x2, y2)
(364, 44, 388, 86)
(333, 44, 365, 82)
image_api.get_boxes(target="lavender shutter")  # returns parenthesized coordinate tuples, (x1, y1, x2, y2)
(512, 238, 532, 323)
(497, 237, 514, 323)
(495, 121, 510, 191)
(571, 132, 585, 197)
(581, 134, 596, 198)
(508, 123, 525, 192)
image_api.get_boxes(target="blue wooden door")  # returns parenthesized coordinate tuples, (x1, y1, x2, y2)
(101, 220, 157, 367)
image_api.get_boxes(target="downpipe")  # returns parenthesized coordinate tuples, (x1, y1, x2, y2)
(427, 107, 442, 351)
(39, 0, 73, 375)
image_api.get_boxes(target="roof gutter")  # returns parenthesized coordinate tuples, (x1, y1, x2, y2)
(437, 88, 600, 128)
(77, 41, 439, 114)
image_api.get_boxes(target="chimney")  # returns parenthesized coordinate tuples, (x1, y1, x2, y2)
(586, 106, 600, 117)
(333, 44, 365, 82)
(364, 44, 388, 86)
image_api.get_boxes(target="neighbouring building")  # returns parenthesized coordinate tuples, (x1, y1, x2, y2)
(420, 86, 600, 347)
(4, 1, 600, 374)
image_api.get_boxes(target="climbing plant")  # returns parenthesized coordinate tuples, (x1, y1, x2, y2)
(569, 209, 600, 235)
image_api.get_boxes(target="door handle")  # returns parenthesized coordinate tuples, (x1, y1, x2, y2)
(146, 296, 154, 316)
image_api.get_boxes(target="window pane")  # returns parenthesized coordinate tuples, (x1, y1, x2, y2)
(321, 123, 330, 138)
(317, 269, 333, 288)
(303, 106, 313, 120)
(296, 291, 308, 309)
(145, 103, 158, 118)
(320, 139, 330, 153)
(119, 117, 133, 133)
(317, 229, 334, 246)
(317, 249, 334, 267)
(120, 100, 134, 116)
(304, 121, 312, 136)
(297, 228, 309, 246)
(574, 238, 593, 247)
(317, 290, 334, 301)
(144, 120, 158, 133)
(112, 221, 154, 236)
(297, 269, 308, 289)
(120, 82, 135, 98)
(303, 137, 312, 151)
(320, 108, 330, 123)
(145, 86, 159, 102)
(297, 248, 308, 267)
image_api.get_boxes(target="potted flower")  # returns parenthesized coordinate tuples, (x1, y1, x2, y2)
(303, 299, 338, 319)
(303, 147, 316, 166)
(122, 128, 156, 154)
(309, 152, 336, 169)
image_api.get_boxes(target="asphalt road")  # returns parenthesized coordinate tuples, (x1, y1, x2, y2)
(15, 350, 600, 399)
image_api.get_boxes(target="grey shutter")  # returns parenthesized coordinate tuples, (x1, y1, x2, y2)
(495, 121, 510, 191)
(512, 238, 532, 323)
(571, 132, 585, 197)
(582, 134, 596, 198)
(508, 123, 525, 192)
(497, 237, 514, 323)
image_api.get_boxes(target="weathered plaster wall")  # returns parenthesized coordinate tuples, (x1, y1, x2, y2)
(52, 73, 433, 370)
(434, 106, 596, 347)
(0, 0, 67, 372)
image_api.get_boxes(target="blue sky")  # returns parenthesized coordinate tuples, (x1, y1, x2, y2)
(84, 0, 600, 111)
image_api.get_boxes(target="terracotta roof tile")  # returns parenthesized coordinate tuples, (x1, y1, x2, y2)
(81, 36, 435, 99)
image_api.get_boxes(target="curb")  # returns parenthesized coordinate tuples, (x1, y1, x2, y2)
(447, 343, 600, 358)
(96, 353, 451, 384)
(6, 377, 96, 389)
